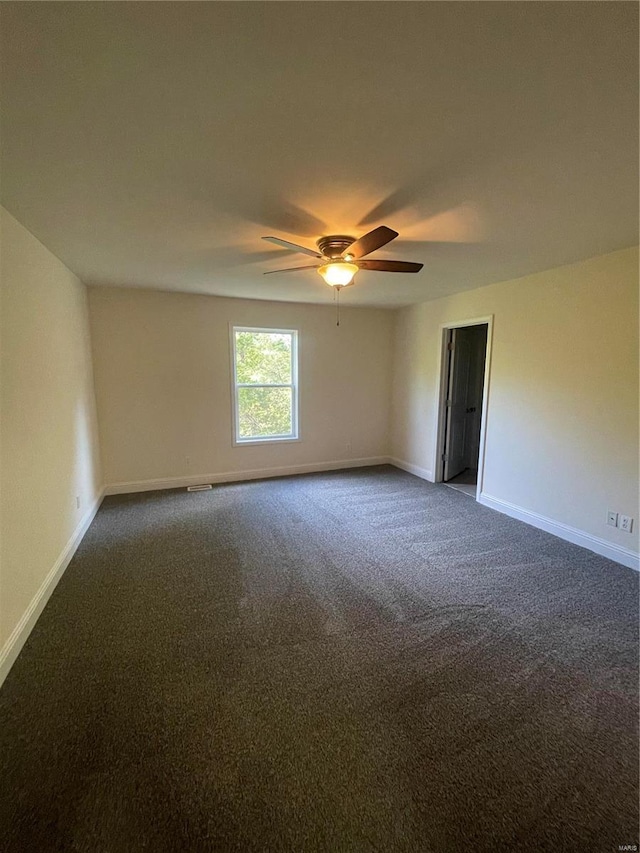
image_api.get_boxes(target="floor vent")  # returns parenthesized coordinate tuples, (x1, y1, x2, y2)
(187, 484, 213, 492)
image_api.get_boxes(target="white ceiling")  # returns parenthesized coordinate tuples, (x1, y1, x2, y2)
(1, 2, 637, 307)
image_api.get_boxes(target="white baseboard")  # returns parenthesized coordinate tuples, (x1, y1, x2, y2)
(388, 457, 434, 483)
(104, 457, 391, 496)
(0, 488, 105, 688)
(479, 492, 640, 571)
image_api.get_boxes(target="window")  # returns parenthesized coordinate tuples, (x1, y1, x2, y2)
(231, 327, 298, 444)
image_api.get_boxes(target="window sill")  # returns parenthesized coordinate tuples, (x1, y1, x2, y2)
(233, 436, 301, 447)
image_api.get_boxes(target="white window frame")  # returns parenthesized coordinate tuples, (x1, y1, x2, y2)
(230, 326, 299, 445)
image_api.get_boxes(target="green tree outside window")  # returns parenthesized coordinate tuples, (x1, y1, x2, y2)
(233, 329, 298, 441)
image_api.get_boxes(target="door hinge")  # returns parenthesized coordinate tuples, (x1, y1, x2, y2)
(447, 342, 455, 351)
(446, 398, 452, 407)
(441, 453, 448, 462)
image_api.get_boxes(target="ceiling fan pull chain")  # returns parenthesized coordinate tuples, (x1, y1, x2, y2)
(336, 286, 341, 326)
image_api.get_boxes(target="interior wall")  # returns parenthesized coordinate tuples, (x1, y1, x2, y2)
(0, 208, 103, 653)
(392, 246, 639, 555)
(88, 287, 394, 488)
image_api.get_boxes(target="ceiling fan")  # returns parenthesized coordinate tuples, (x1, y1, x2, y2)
(262, 226, 423, 288)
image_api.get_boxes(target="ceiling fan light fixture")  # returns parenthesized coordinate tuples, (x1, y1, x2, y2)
(318, 261, 359, 287)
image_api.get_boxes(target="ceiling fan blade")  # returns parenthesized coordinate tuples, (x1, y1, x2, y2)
(356, 259, 423, 273)
(262, 236, 322, 258)
(263, 264, 320, 275)
(344, 226, 399, 259)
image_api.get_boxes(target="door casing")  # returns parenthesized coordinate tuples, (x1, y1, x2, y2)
(433, 315, 494, 500)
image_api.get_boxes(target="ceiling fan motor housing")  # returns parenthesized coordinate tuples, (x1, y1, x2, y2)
(316, 235, 356, 260)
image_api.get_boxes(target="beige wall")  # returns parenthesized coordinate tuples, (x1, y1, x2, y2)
(88, 287, 393, 488)
(0, 208, 102, 653)
(392, 246, 639, 555)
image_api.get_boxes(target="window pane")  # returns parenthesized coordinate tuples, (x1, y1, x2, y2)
(235, 332, 292, 384)
(238, 386, 293, 439)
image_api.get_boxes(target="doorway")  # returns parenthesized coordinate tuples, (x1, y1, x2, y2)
(435, 319, 491, 499)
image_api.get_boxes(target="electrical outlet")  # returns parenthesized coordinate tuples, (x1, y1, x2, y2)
(619, 515, 633, 533)
(607, 510, 618, 527)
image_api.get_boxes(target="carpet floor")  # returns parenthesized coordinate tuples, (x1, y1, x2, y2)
(0, 465, 638, 852)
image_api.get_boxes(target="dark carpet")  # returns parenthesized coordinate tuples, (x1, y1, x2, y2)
(1, 465, 638, 852)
